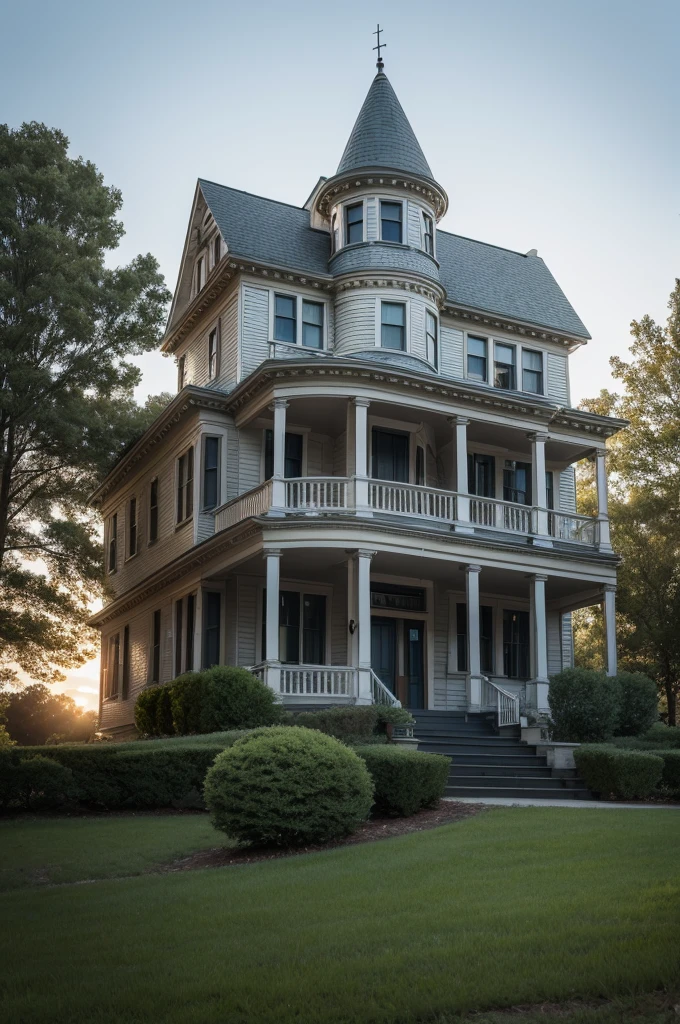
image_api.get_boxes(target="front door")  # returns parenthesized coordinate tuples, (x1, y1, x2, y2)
(371, 617, 397, 696)
(404, 620, 425, 709)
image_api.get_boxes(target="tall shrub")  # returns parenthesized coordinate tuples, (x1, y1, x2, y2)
(199, 667, 284, 732)
(613, 672, 659, 736)
(134, 686, 164, 737)
(548, 668, 619, 742)
(169, 673, 204, 735)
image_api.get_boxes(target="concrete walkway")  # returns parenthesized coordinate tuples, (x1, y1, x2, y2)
(445, 796, 680, 809)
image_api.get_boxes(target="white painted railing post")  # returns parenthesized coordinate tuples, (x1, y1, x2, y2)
(352, 398, 371, 516)
(264, 549, 282, 692)
(528, 432, 551, 545)
(594, 448, 612, 551)
(450, 415, 472, 532)
(465, 564, 483, 711)
(270, 398, 289, 515)
(603, 584, 617, 676)
(528, 573, 550, 713)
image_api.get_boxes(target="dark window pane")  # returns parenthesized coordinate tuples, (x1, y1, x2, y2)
(423, 214, 434, 254)
(481, 605, 494, 673)
(468, 453, 496, 498)
(151, 609, 161, 684)
(264, 429, 274, 480)
(503, 460, 532, 505)
(381, 201, 403, 243)
(108, 514, 117, 572)
(185, 594, 195, 672)
(149, 479, 158, 543)
(128, 498, 137, 557)
(302, 301, 323, 349)
(372, 429, 409, 483)
(426, 311, 438, 369)
(494, 343, 516, 389)
(503, 609, 530, 678)
(456, 602, 467, 672)
(522, 349, 543, 393)
(415, 445, 425, 485)
(285, 432, 303, 478)
(346, 203, 363, 244)
(274, 294, 296, 343)
(302, 594, 326, 664)
(203, 437, 219, 509)
(122, 626, 130, 699)
(467, 336, 487, 381)
(203, 592, 221, 669)
(381, 302, 406, 350)
(280, 591, 300, 664)
(208, 328, 218, 379)
(175, 599, 183, 677)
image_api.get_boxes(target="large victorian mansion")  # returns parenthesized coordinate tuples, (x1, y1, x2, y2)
(92, 59, 624, 736)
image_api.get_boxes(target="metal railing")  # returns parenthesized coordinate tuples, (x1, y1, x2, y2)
(279, 665, 356, 698)
(369, 480, 456, 522)
(214, 480, 272, 531)
(482, 676, 520, 727)
(469, 496, 532, 534)
(549, 511, 599, 546)
(286, 477, 349, 511)
(370, 669, 402, 708)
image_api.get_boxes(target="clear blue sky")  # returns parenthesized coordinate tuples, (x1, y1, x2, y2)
(3, 0, 679, 408)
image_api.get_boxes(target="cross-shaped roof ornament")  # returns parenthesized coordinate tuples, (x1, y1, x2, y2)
(373, 24, 386, 72)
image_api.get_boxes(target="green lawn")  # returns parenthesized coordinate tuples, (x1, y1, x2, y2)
(1, 808, 679, 1024)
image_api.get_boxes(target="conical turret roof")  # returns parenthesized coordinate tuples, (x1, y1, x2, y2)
(337, 71, 434, 180)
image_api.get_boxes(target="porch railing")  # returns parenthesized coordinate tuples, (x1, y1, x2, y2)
(549, 511, 599, 546)
(286, 477, 349, 511)
(470, 496, 532, 534)
(369, 481, 456, 522)
(482, 676, 521, 727)
(279, 665, 357, 698)
(214, 480, 272, 532)
(370, 670, 402, 708)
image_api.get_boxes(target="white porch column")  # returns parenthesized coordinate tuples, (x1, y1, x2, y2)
(465, 564, 483, 711)
(594, 448, 612, 550)
(450, 415, 471, 531)
(352, 548, 375, 704)
(528, 432, 551, 544)
(264, 548, 281, 692)
(270, 398, 289, 513)
(603, 584, 617, 676)
(352, 398, 371, 515)
(528, 573, 550, 713)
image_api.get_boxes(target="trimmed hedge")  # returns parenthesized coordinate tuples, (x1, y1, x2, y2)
(354, 745, 450, 816)
(656, 750, 680, 794)
(0, 752, 74, 810)
(574, 744, 663, 800)
(204, 726, 374, 846)
(613, 672, 659, 737)
(135, 667, 284, 738)
(548, 669, 619, 742)
(294, 705, 414, 744)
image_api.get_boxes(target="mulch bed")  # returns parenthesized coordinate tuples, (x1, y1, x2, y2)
(166, 799, 485, 873)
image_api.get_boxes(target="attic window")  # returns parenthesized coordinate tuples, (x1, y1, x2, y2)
(195, 257, 204, 294)
(213, 236, 221, 267)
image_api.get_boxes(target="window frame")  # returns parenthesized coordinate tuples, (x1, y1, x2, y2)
(149, 609, 161, 685)
(426, 310, 439, 370)
(194, 255, 204, 296)
(422, 212, 435, 255)
(121, 625, 130, 700)
(176, 446, 194, 526)
(273, 293, 297, 345)
(301, 299, 324, 350)
(466, 334, 489, 383)
(257, 580, 332, 665)
(107, 513, 118, 574)
(104, 632, 120, 701)
(269, 290, 328, 351)
(262, 428, 307, 482)
(494, 341, 517, 391)
(202, 435, 221, 510)
(212, 235, 221, 269)
(202, 591, 222, 670)
(379, 299, 407, 351)
(522, 347, 545, 395)
(464, 331, 548, 396)
(148, 477, 159, 545)
(344, 201, 364, 245)
(380, 200, 403, 243)
(126, 496, 138, 560)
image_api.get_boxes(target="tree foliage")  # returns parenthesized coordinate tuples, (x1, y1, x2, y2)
(0, 122, 172, 685)
(577, 281, 680, 723)
(0, 683, 97, 745)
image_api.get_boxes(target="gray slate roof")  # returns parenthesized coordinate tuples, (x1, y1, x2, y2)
(336, 72, 434, 180)
(199, 180, 590, 340)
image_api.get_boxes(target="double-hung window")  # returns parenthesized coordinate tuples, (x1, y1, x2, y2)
(107, 514, 117, 573)
(106, 633, 120, 699)
(494, 343, 516, 390)
(522, 349, 544, 394)
(274, 294, 296, 344)
(261, 590, 327, 664)
(202, 436, 219, 509)
(426, 311, 438, 370)
(149, 478, 159, 544)
(423, 213, 434, 254)
(203, 592, 221, 669)
(264, 430, 303, 479)
(208, 327, 219, 380)
(177, 447, 194, 524)
(380, 201, 403, 242)
(503, 609, 530, 678)
(345, 202, 363, 244)
(127, 497, 137, 558)
(381, 301, 406, 350)
(301, 301, 324, 349)
(467, 336, 487, 382)
(503, 460, 532, 505)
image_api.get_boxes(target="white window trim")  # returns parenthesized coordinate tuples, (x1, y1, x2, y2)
(200, 434, 222, 511)
(175, 445, 195, 528)
(103, 631, 121, 702)
(106, 513, 118, 575)
(268, 289, 329, 351)
(125, 495, 139, 562)
(375, 296, 410, 353)
(255, 579, 333, 665)
(378, 197, 405, 244)
(425, 308, 439, 372)
(421, 210, 435, 257)
(463, 331, 547, 397)
(341, 198, 366, 247)
(193, 253, 206, 299)
(147, 608, 163, 685)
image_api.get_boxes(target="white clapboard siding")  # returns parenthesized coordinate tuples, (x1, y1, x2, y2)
(434, 678, 467, 710)
(239, 428, 264, 493)
(334, 293, 376, 356)
(426, 446, 438, 489)
(440, 324, 465, 380)
(333, 431, 347, 476)
(161, 602, 174, 683)
(407, 201, 422, 248)
(236, 577, 258, 666)
(240, 285, 269, 379)
(561, 613, 574, 669)
(365, 197, 378, 241)
(433, 586, 451, 684)
(409, 297, 426, 361)
(559, 467, 577, 513)
(196, 511, 214, 544)
(547, 610, 562, 676)
(216, 290, 239, 390)
(547, 352, 570, 404)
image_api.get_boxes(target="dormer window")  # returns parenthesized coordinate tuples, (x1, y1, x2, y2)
(345, 203, 363, 245)
(467, 336, 488, 382)
(380, 201, 403, 243)
(195, 256, 204, 294)
(274, 295, 297, 343)
(423, 213, 434, 255)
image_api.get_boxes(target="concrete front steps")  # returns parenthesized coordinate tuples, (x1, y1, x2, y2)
(411, 710, 593, 801)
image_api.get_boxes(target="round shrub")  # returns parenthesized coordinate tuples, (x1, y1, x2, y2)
(354, 745, 449, 816)
(15, 756, 74, 809)
(612, 672, 658, 736)
(198, 667, 284, 732)
(548, 668, 619, 742)
(134, 686, 164, 737)
(169, 673, 205, 735)
(204, 726, 374, 846)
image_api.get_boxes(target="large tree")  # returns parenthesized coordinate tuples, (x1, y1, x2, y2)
(0, 683, 97, 745)
(577, 280, 680, 723)
(0, 123, 171, 686)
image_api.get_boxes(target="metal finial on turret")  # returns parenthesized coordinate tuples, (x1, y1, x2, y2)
(373, 24, 386, 72)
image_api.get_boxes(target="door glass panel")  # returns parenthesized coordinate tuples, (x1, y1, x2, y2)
(404, 620, 424, 709)
(302, 594, 326, 664)
(279, 591, 300, 664)
(503, 609, 530, 678)
(503, 460, 532, 505)
(371, 618, 397, 693)
(467, 453, 496, 497)
(371, 429, 409, 483)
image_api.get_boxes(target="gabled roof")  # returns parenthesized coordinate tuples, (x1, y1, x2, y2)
(196, 181, 590, 340)
(199, 179, 330, 276)
(336, 71, 434, 180)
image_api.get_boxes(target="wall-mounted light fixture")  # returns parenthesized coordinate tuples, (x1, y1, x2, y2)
(349, 619, 357, 634)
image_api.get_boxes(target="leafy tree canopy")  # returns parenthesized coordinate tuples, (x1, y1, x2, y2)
(0, 122, 172, 685)
(0, 683, 97, 745)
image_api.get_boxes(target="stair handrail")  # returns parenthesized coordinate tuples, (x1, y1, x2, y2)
(482, 675, 520, 728)
(370, 670, 402, 708)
